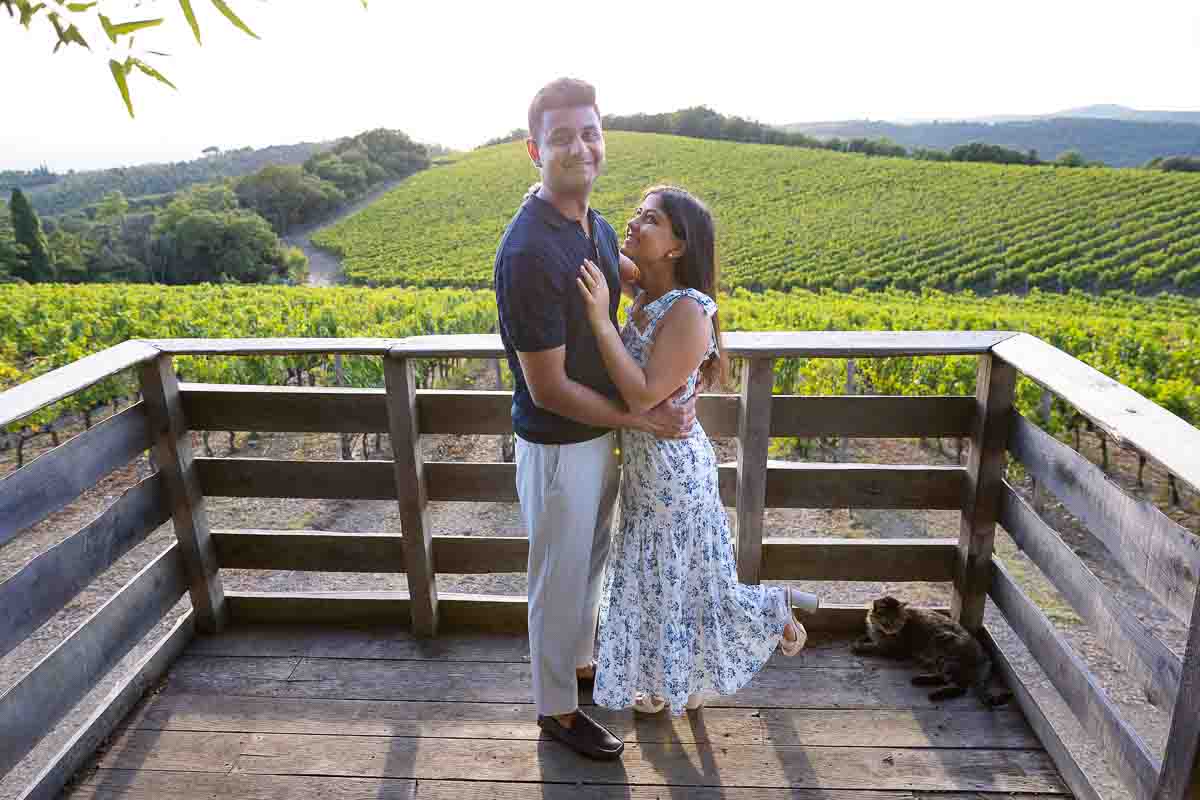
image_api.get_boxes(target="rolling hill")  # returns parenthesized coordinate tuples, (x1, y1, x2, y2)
(314, 131, 1200, 294)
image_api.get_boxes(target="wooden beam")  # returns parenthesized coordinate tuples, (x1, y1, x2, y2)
(980, 626, 1103, 800)
(1155, 578, 1200, 799)
(0, 340, 159, 429)
(727, 461, 966, 510)
(147, 338, 398, 355)
(736, 358, 774, 583)
(196, 457, 396, 499)
(999, 482, 1181, 709)
(387, 331, 1018, 360)
(0, 402, 152, 547)
(759, 538, 958, 581)
(0, 474, 170, 659)
(1009, 413, 1200, 624)
(994, 332, 1200, 495)
(225, 591, 878, 634)
(769, 395, 976, 438)
(139, 354, 227, 633)
(15, 611, 194, 800)
(953, 353, 1016, 631)
(180, 383, 388, 433)
(0, 544, 187, 778)
(384, 356, 438, 637)
(989, 558, 1160, 798)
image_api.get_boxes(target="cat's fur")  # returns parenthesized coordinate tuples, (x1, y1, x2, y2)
(851, 596, 1012, 707)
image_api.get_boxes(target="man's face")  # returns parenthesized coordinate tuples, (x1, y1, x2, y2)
(527, 105, 605, 196)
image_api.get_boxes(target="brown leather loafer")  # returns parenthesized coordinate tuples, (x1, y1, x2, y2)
(537, 710, 624, 760)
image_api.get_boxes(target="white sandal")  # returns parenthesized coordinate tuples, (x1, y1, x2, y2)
(779, 588, 819, 657)
(633, 692, 667, 714)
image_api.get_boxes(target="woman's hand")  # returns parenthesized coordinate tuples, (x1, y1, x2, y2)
(576, 259, 611, 330)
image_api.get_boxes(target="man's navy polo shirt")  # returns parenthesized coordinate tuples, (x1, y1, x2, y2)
(494, 194, 622, 445)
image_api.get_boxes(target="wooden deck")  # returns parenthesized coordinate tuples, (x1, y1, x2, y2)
(69, 623, 1069, 799)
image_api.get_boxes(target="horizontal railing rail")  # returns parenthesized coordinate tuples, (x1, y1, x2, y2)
(1, 330, 1199, 800)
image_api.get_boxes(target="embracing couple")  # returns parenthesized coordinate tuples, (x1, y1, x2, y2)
(494, 78, 819, 761)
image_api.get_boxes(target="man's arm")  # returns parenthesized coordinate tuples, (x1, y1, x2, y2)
(517, 346, 696, 437)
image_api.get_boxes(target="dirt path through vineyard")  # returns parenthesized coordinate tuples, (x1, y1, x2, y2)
(285, 176, 409, 286)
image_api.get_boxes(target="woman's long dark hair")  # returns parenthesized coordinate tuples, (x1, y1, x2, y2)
(644, 185, 727, 390)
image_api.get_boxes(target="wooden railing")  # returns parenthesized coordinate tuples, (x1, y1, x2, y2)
(1, 331, 1198, 800)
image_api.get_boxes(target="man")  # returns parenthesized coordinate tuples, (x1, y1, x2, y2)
(494, 78, 695, 760)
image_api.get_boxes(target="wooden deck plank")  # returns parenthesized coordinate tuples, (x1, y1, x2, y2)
(124, 691, 1039, 749)
(164, 653, 1000, 710)
(70, 770, 1065, 800)
(92, 729, 1065, 793)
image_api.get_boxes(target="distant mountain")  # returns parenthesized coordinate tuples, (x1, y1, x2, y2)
(781, 117, 1200, 167)
(971, 104, 1200, 125)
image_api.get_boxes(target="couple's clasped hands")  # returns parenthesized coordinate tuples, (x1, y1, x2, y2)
(577, 258, 695, 439)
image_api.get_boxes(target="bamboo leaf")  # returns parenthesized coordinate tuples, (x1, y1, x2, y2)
(109, 58, 134, 118)
(65, 2, 96, 10)
(129, 57, 178, 90)
(209, 0, 258, 38)
(100, 14, 162, 43)
(19, 2, 45, 28)
(179, 0, 200, 43)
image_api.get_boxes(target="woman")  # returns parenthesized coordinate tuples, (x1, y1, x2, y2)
(576, 186, 818, 716)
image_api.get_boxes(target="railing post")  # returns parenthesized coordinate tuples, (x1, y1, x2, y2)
(138, 353, 227, 633)
(384, 354, 438, 637)
(1156, 588, 1200, 799)
(952, 352, 1016, 631)
(736, 357, 774, 584)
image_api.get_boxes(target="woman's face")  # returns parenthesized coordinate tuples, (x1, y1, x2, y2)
(622, 193, 683, 273)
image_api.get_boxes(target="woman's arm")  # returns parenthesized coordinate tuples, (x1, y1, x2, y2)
(577, 260, 710, 415)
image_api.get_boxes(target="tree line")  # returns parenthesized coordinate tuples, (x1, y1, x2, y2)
(1, 128, 430, 285)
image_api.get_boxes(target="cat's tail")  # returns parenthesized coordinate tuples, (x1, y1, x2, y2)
(973, 661, 1013, 708)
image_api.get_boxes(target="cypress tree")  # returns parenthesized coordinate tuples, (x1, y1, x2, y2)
(9, 188, 54, 282)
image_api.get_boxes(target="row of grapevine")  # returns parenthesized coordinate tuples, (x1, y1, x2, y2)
(314, 132, 1200, 295)
(4, 285, 1196, 440)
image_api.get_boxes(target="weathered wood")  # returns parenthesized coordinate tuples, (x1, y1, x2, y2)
(981, 626, 1103, 800)
(759, 538, 958, 581)
(213, 530, 530, 574)
(388, 331, 1018, 359)
(999, 481, 1182, 708)
(736, 358, 774, 583)
(994, 332, 1200, 494)
(953, 353, 1016, 631)
(0, 474, 170, 659)
(148, 337, 398, 355)
(0, 402, 152, 546)
(1009, 413, 1200, 624)
(140, 354, 227, 633)
(989, 558, 1160, 798)
(226, 591, 528, 632)
(15, 611, 194, 800)
(96, 729, 1065, 793)
(71, 771, 1064, 800)
(1155, 577, 1200, 800)
(770, 395, 976, 438)
(719, 462, 967, 510)
(0, 340, 160, 429)
(0, 544, 187, 778)
(384, 356, 438, 637)
(196, 457, 397, 499)
(224, 591, 874, 634)
(180, 383, 388, 433)
(125, 691, 1036, 749)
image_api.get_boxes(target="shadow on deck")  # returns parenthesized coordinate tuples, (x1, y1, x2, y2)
(73, 624, 1066, 799)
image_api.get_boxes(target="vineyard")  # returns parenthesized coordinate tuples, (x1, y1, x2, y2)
(313, 132, 1200, 294)
(3, 285, 1196, 461)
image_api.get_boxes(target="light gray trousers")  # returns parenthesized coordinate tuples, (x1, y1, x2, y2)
(516, 431, 619, 716)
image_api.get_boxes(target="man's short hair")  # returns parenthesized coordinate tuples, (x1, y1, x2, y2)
(528, 78, 600, 143)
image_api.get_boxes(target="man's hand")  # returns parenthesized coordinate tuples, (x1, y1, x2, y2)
(638, 385, 697, 439)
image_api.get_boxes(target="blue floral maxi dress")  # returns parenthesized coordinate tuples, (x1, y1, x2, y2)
(593, 288, 792, 716)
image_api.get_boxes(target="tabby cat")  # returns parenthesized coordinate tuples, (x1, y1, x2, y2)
(851, 596, 1012, 707)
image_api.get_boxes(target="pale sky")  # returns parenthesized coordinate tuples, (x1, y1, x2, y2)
(2, 0, 1199, 171)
